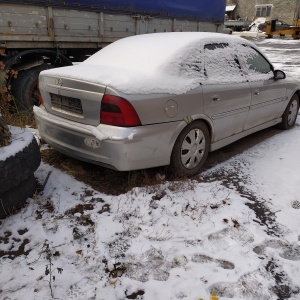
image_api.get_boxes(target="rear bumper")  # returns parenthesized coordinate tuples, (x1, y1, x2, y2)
(34, 106, 183, 171)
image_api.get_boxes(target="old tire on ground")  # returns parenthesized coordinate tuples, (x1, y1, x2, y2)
(0, 130, 41, 194)
(277, 94, 299, 130)
(11, 64, 53, 109)
(0, 117, 11, 147)
(0, 174, 36, 219)
(169, 121, 210, 177)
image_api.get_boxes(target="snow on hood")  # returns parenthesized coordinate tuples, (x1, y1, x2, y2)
(41, 32, 266, 95)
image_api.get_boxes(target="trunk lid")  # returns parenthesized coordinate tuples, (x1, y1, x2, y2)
(39, 73, 106, 126)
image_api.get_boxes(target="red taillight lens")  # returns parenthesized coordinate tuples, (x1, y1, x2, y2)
(100, 95, 141, 127)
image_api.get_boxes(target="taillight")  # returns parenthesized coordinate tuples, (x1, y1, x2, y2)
(100, 95, 141, 127)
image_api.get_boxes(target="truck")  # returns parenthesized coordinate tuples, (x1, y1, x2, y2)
(0, 0, 226, 109)
(224, 19, 252, 31)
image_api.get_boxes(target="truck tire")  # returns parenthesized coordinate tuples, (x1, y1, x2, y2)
(0, 131, 41, 194)
(0, 117, 11, 147)
(0, 174, 36, 219)
(11, 64, 53, 109)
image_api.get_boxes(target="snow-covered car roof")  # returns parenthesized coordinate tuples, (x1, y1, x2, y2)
(41, 32, 266, 95)
(83, 32, 245, 70)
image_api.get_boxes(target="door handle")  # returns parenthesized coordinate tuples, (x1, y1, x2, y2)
(254, 90, 260, 96)
(212, 96, 220, 101)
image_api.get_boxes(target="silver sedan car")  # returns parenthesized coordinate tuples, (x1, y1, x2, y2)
(34, 32, 300, 176)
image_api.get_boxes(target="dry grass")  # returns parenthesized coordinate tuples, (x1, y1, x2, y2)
(0, 88, 36, 128)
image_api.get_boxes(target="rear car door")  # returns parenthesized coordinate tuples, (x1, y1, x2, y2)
(240, 46, 286, 130)
(202, 43, 251, 142)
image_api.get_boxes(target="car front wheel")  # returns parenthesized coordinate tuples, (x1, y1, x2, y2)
(170, 121, 210, 177)
(277, 94, 299, 130)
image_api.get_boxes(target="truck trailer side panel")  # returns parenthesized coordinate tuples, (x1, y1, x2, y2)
(0, 2, 225, 49)
(2, 0, 226, 22)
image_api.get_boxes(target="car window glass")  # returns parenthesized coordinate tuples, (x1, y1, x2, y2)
(203, 43, 244, 84)
(204, 43, 228, 50)
(241, 45, 273, 75)
(176, 43, 206, 82)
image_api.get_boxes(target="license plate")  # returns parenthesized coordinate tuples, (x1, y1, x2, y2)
(50, 93, 83, 115)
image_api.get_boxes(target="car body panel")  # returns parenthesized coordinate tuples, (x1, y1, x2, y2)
(39, 75, 106, 126)
(245, 79, 286, 130)
(203, 82, 251, 141)
(34, 105, 186, 170)
(120, 87, 204, 125)
(210, 117, 282, 151)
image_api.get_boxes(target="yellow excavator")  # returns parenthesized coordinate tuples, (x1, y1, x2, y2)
(265, 19, 300, 39)
(265, 3, 300, 39)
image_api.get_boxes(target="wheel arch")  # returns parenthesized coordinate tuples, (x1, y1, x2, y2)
(169, 115, 215, 158)
(294, 89, 300, 100)
(2, 50, 72, 108)
(3, 49, 72, 72)
(191, 114, 215, 147)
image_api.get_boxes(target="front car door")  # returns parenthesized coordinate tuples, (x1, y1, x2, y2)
(202, 43, 251, 142)
(240, 45, 286, 130)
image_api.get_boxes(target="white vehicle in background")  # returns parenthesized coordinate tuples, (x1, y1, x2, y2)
(223, 26, 233, 34)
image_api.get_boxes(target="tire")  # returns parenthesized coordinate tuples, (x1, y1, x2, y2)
(277, 94, 299, 130)
(11, 64, 53, 109)
(0, 117, 10, 147)
(0, 131, 41, 194)
(0, 174, 36, 219)
(169, 121, 210, 177)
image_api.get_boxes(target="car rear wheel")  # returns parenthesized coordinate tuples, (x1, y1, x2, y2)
(170, 121, 210, 176)
(277, 94, 299, 130)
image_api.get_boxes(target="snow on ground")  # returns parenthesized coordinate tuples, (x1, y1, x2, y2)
(1, 38, 300, 300)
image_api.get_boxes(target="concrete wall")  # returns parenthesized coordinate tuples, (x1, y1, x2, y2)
(226, 0, 299, 24)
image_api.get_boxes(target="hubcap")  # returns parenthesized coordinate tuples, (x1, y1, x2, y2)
(180, 128, 205, 169)
(288, 99, 298, 126)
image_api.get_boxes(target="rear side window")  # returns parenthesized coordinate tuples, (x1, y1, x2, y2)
(203, 43, 244, 84)
(204, 43, 229, 51)
(177, 47, 203, 78)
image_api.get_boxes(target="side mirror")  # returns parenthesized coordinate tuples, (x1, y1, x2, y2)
(274, 70, 286, 80)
